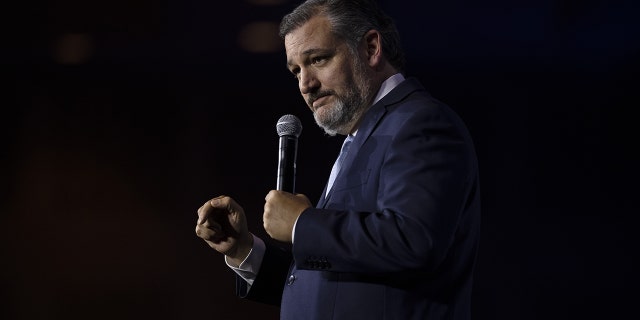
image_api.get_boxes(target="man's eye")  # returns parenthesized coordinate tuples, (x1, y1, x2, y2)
(311, 56, 326, 64)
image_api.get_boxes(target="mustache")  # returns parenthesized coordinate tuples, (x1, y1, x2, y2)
(307, 90, 335, 106)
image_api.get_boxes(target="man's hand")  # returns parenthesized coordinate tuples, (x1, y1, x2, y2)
(263, 190, 312, 243)
(195, 195, 253, 267)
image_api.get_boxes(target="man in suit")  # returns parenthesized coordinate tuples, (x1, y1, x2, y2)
(195, 0, 481, 319)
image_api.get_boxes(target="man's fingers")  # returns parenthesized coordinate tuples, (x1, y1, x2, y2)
(209, 195, 229, 208)
(196, 200, 224, 233)
(195, 223, 223, 241)
(203, 219, 222, 231)
(197, 195, 230, 224)
(195, 224, 211, 239)
(197, 202, 208, 224)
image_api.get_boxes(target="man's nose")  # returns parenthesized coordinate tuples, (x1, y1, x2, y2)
(299, 69, 319, 94)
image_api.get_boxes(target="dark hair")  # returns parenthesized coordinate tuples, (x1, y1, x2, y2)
(279, 0, 405, 73)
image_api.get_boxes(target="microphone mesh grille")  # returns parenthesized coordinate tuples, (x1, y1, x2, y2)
(276, 114, 303, 137)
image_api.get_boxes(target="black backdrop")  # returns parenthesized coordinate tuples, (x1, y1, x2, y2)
(2, 0, 638, 319)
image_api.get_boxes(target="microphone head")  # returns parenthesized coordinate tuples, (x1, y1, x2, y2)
(276, 114, 303, 138)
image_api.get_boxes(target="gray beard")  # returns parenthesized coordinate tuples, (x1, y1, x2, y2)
(314, 88, 361, 136)
(314, 61, 373, 136)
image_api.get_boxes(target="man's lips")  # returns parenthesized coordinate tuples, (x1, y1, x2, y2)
(312, 95, 330, 110)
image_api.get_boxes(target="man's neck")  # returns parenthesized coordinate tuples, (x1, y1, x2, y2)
(346, 73, 405, 135)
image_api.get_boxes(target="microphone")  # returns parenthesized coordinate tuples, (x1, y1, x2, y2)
(276, 114, 303, 193)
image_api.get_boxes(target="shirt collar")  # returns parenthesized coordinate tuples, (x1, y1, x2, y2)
(352, 73, 405, 138)
(372, 73, 405, 106)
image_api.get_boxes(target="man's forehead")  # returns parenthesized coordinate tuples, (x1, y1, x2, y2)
(284, 18, 337, 56)
(285, 16, 332, 44)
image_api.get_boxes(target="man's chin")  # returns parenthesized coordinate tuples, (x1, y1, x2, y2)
(312, 105, 329, 122)
(313, 115, 339, 136)
(318, 124, 339, 137)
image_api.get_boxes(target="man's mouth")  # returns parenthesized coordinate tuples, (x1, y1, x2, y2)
(310, 93, 331, 110)
(313, 95, 330, 109)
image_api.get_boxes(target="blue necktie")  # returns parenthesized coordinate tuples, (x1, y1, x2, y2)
(326, 135, 354, 196)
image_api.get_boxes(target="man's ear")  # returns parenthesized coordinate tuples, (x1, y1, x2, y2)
(362, 29, 383, 67)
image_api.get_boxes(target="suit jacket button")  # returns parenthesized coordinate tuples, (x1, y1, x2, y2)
(287, 274, 296, 285)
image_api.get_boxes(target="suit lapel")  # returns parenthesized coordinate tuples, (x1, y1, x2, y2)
(316, 78, 424, 208)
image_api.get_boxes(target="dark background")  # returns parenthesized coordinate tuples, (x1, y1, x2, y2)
(2, 0, 638, 319)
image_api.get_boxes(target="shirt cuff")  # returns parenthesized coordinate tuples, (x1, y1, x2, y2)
(225, 234, 266, 288)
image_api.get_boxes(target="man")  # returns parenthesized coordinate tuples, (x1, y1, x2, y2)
(195, 0, 481, 319)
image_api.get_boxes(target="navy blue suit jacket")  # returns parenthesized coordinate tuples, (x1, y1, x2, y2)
(239, 78, 481, 320)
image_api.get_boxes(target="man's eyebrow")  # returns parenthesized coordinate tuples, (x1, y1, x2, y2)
(286, 48, 328, 69)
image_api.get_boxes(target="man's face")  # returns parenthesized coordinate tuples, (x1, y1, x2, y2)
(285, 15, 373, 136)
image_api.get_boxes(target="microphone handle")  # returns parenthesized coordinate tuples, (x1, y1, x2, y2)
(277, 135, 298, 193)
